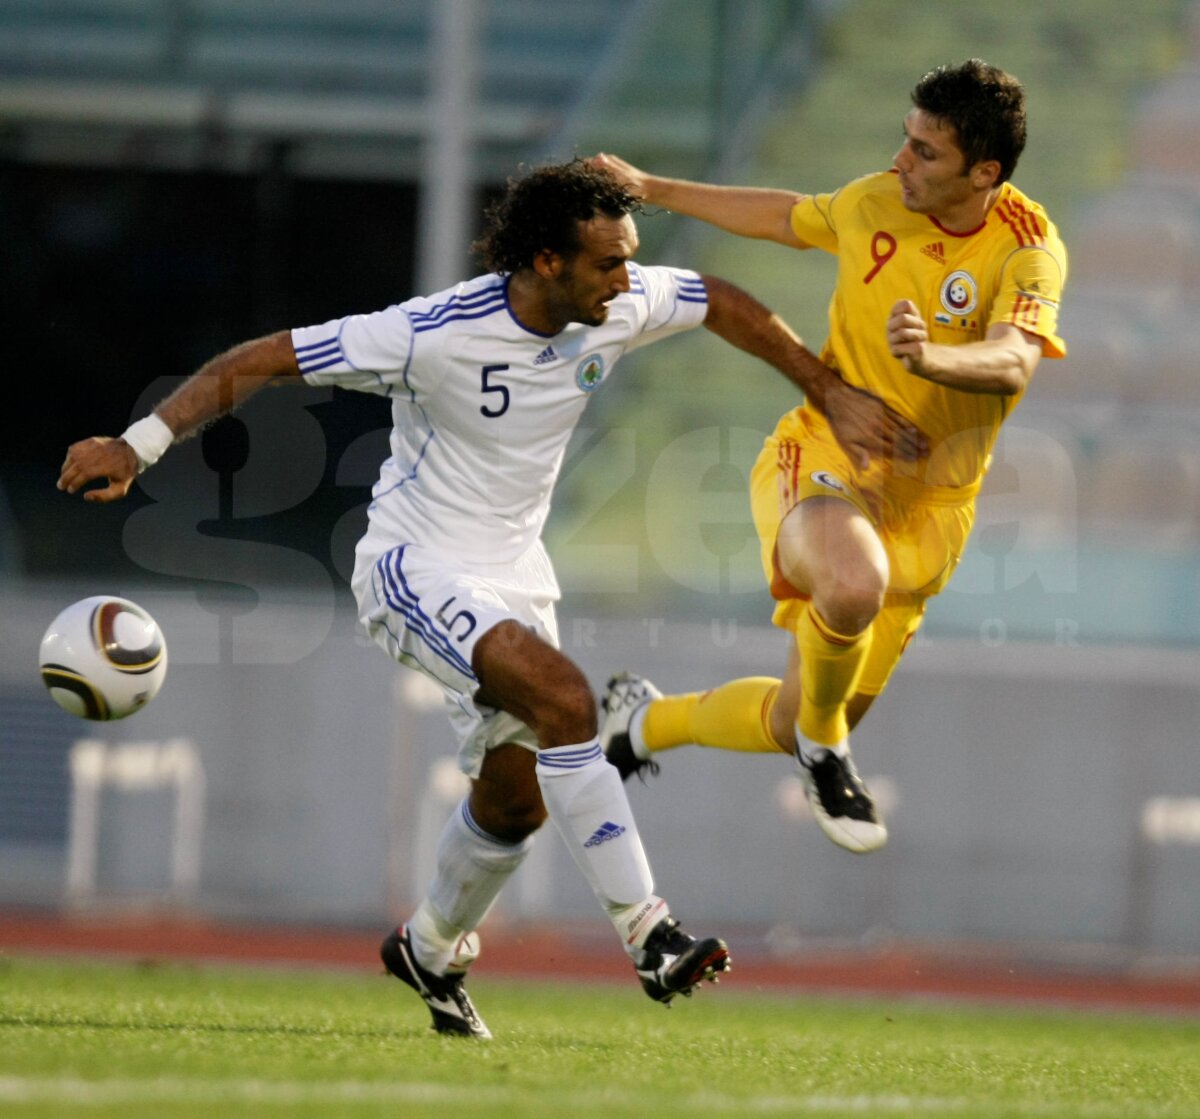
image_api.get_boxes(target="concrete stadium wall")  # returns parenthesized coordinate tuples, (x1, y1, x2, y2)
(2, 582, 1197, 958)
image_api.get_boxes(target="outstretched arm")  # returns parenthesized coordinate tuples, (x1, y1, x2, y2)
(701, 276, 928, 466)
(57, 331, 301, 503)
(592, 152, 807, 247)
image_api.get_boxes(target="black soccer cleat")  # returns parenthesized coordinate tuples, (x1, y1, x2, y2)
(605, 730, 661, 783)
(633, 916, 731, 1005)
(796, 747, 888, 853)
(380, 925, 492, 1039)
(600, 671, 662, 783)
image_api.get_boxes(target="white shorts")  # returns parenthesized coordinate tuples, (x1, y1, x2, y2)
(352, 538, 561, 777)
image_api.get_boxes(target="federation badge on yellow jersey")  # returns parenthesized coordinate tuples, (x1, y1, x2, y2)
(940, 270, 979, 317)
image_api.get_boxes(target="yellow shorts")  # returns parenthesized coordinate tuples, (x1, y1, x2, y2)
(749, 407, 979, 696)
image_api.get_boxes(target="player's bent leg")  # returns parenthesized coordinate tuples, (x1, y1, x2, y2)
(771, 498, 889, 853)
(794, 603, 874, 748)
(384, 745, 549, 1040)
(473, 623, 653, 910)
(468, 742, 547, 841)
(535, 728, 731, 1002)
(471, 622, 731, 1001)
(384, 807, 523, 1038)
(774, 495, 888, 636)
(794, 683, 888, 857)
(769, 672, 880, 768)
(778, 631, 888, 855)
(472, 619, 597, 746)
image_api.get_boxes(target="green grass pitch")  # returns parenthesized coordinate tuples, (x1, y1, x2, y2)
(1, 955, 1197, 1119)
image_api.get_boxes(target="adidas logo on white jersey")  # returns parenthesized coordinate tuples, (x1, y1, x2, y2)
(533, 345, 558, 366)
(584, 821, 626, 847)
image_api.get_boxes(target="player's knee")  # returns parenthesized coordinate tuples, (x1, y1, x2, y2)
(815, 572, 885, 635)
(489, 798, 548, 843)
(533, 677, 597, 744)
(471, 783, 547, 842)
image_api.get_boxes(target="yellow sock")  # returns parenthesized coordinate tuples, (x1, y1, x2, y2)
(642, 677, 788, 755)
(796, 605, 872, 746)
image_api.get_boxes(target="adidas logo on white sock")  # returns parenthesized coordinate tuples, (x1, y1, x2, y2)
(583, 820, 626, 847)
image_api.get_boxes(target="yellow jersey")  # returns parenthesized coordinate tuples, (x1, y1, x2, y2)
(789, 170, 1067, 489)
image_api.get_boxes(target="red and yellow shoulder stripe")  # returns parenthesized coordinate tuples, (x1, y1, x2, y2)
(994, 193, 1048, 247)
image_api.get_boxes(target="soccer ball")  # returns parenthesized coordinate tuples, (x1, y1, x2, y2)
(38, 596, 168, 720)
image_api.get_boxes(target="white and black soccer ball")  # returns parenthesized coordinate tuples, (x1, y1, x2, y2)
(38, 596, 168, 721)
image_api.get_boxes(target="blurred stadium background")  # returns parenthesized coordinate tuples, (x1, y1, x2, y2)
(1, 0, 1198, 982)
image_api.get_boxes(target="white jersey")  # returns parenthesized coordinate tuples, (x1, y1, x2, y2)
(291, 263, 708, 564)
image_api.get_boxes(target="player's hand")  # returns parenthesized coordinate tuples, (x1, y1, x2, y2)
(824, 376, 929, 468)
(57, 436, 139, 503)
(887, 298, 930, 374)
(589, 152, 651, 200)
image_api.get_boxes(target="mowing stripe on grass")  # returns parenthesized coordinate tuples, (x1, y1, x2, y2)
(0, 1077, 1192, 1117)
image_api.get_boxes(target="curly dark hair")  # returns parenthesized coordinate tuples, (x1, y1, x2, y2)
(911, 59, 1027, 184)
(472, 158, 642, 275)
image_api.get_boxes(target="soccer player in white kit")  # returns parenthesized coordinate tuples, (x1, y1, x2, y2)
(59, 160, 920, 1038)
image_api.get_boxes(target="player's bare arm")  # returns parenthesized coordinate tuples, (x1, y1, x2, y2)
(886, 299, 1042, 395)
(822, 376, 929, 468)
(701, 276, 927, 466)
(58, 331, 300, 503)
(591, 153, 806, 248)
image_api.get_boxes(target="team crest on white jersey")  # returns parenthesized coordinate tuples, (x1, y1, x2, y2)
(811, 470, 847, 493)
(940, 270, 978, 316)
(576, 353, 605, 392)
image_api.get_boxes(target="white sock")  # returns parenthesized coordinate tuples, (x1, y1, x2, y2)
(611, 895, 669, 954)
(535, 740, 657, 941)
(628, 704, 652, 760)
(408, 798, 533, 975)
(795, 731, 849, 767)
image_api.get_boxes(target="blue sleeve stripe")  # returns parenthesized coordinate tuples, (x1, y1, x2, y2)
(678, 293, 707, 304)
(296, 337, 344, 372)
(408, 285, 506, 327)
(409, 295, 505, 329)
(295, 336, 340, 354)
(298, 342, 340, 359)
(298, 353, 344, 373)
(412, 304, 506, 334)
(376, 548, 475, 679)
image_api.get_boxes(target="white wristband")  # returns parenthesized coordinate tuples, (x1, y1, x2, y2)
(121, 413, 174, 473)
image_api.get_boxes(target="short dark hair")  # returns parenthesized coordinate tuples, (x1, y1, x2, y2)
(473, 158, 641, 275)
(911, 59, 1027, 183)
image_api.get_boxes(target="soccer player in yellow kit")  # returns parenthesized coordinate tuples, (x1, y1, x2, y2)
(592, 59, 1067, 853)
